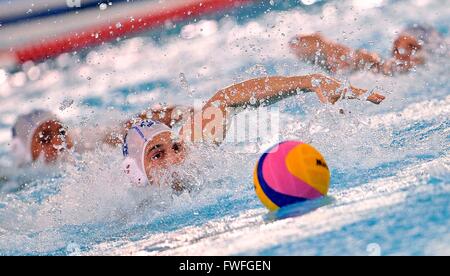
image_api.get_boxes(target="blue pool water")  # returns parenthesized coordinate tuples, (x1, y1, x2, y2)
(0, 0, 449, 255)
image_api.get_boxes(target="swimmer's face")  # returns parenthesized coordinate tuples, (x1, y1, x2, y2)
(143, 131, 186, 184)
(393, 34, 423, 62)
(31, 120, 73, 163)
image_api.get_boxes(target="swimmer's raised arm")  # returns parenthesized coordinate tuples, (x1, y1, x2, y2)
(290, 33, 383, 73)
(290, 33, 427, 76)
(203, 74, 384, 111)
(178, 74, 384, 143)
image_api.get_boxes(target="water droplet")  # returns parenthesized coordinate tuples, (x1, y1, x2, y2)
(99, 3, 107, 10)
(311, 78, 321, 87)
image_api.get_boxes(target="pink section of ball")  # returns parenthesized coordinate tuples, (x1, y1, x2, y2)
(261, 141, 322, 199)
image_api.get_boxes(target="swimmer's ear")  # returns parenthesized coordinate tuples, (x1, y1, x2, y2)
(366, 93, 386, 104)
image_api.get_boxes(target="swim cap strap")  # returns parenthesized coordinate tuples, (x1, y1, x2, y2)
(131, 126, 147, 142)
(122, 157, 149, 186)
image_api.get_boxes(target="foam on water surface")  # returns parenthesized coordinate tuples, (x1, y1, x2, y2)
(0, 0, 449, 255)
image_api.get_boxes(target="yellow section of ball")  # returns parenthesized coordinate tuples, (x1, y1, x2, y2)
(253, 164, 279, 211)
(285, 144, 330, 196)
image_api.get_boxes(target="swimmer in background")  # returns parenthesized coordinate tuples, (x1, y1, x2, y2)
(8, 74, 385, 188)
(1, 108, 176, 190)
(8, 108, 173, 166)
(289, 24, 448, 76)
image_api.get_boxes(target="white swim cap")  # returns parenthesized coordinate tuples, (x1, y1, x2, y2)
(122, 120, 173, 186)
(11, 109, 59, 165)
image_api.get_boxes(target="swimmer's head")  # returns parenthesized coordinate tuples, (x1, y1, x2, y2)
(393, 24, 446, 61)
(11, 109, 73, 165)
(122, 120, 186, 186)
(393, 34, 423, 61)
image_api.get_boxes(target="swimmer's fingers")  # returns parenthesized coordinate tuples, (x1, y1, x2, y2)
(309, 75, 381, 105)
(327, 86, 364, 104)
(335, 86, 385, 105)
(366, 93, 386, 104)
(334, 93, 385, 105)
(348, 86, 367, 97)
(345, 90, 385, 104)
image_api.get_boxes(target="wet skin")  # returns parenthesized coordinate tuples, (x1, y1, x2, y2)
(290, 33, 426, 75)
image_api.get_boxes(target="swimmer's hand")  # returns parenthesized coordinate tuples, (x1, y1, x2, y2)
(309, 74, 385, 105)
(354, 49, 382, 71)
(329, 90, 385, 105)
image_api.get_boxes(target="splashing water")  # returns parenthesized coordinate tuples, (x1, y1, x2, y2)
(0, 0, 449, 255)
